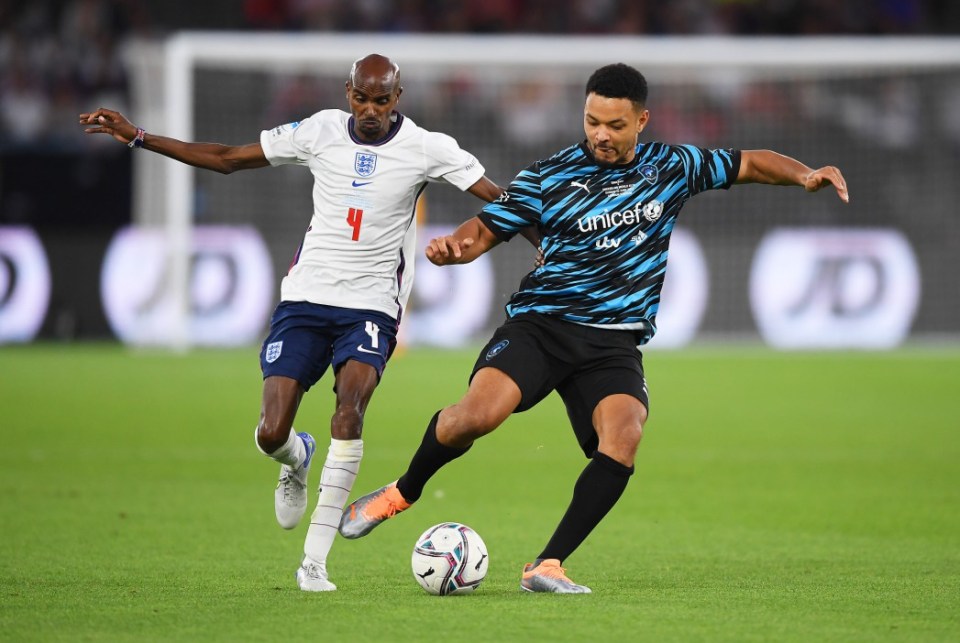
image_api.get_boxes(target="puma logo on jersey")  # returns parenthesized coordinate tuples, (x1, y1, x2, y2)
(571, 179, 591, 193)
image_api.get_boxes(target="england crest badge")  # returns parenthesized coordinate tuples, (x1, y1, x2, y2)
(355, 152, 377, 177)
(265, 341, 283, 363)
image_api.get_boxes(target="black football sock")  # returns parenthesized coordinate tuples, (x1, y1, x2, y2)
(536, 451, 634, 563)
(396, 410, 471, 503)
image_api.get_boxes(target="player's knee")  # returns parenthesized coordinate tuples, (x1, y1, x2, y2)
(256, 416, 291, 453)
(331, 402, 364, 440)
(599, 422, 643, 465)
(625, 422, 643, 452)
(618, 409, 646, 453)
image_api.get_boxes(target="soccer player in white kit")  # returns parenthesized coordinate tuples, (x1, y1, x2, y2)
(80, 54, 530, 591)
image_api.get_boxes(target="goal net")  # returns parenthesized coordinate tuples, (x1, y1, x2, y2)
(122, 34, 960, 349)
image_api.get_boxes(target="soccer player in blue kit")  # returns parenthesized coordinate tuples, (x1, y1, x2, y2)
(339, 63, 849, 593)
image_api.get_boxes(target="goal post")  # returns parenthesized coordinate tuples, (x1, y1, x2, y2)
(123, 34, 960, 349)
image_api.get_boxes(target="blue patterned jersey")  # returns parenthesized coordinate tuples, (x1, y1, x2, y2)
(479, 141, 740, 342)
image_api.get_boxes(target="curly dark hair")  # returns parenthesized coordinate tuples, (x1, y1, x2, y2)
(585, 63, 648, 108)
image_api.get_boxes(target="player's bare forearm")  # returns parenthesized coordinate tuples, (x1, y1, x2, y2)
(737, 149, 849, 203)
(79, 108, 269, 174)
(466, 176, 504, 203)
(736, 150, 810, 186)
(425, 217, 500, 266)
(140, 137, 268, 174)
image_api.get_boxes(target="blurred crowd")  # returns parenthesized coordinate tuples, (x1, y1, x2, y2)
(0, 0, 152, 150)
(0, 0, 957, 151)
(242, 0, 944, 35)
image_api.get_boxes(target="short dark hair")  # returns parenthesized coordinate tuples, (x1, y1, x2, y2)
(585, 63, 648, 107)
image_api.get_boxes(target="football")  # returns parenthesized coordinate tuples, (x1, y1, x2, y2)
(411, 522, 489, 596)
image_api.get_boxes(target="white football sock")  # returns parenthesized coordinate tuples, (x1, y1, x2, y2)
(255, 427, 305, 468)
(304, 439, 363, 564)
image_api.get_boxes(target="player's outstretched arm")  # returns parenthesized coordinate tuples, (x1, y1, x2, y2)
(736, 149, 849, 203)
(425, 216, 500, 266)
(79, 108, 269, 174)
(466, 177, 542, 255)
(466, 176, 504, 203)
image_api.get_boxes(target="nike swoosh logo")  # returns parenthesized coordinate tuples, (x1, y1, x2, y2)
(352, 180, 372, 187)
(356, 345, 379, 355)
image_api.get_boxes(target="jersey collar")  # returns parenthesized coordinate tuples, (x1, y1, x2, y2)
(347, 112, 405, 146)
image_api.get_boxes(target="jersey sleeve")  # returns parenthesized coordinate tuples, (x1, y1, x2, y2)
(477, 162, 542, 242)
(259, 117, 316, 167)
(674, 145, 741, 196)
(422, 131, 485, 191)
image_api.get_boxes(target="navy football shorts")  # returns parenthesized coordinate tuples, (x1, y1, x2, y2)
(470, 313, 649, 457)
(259, 301, 398, 392)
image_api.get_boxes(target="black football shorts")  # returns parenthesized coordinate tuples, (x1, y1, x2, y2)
(470, 313, 649, 456)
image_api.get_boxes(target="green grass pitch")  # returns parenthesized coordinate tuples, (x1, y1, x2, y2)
(1, 344, 958, 642)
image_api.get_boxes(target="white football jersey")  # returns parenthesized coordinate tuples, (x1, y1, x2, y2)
(259, 109, 485, 320)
